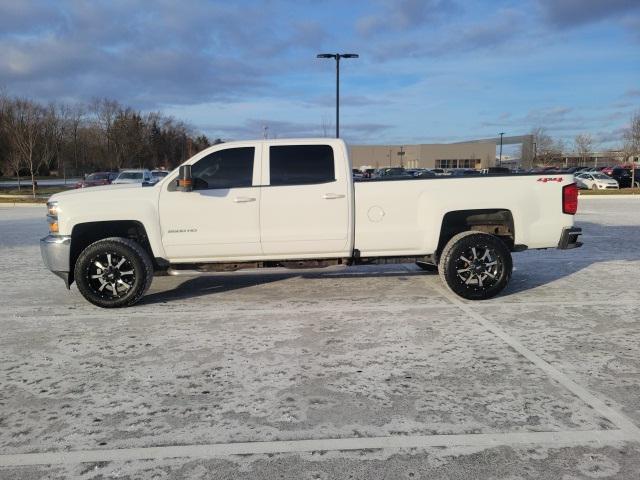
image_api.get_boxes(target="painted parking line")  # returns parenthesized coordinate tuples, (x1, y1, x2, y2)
(431, 282, 640, 438)
(0, 429, 636, 467)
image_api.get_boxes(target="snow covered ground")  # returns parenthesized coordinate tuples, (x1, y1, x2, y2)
(1, 198, 639, 479)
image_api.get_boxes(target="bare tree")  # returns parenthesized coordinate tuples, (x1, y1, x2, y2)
(2, 151, 23, 189)
(4, 99, 45, 197)
(68, 103, 84, 172)
(574, 133, 593, 167)
(38, 104, 64, 176)
(0, 93, 213, 179)
(91, 98, 121, 169)
(531, 127, 557, 166)
(622, 110, 640, 187)
(0, 96, 23, 188)
(320, 116, 334, 138)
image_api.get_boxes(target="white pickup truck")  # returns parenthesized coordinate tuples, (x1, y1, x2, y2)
(41, 138, 582, 308)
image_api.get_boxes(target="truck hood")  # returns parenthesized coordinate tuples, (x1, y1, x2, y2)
(49, 183, 156, 201)
(48, 182, 162, 238)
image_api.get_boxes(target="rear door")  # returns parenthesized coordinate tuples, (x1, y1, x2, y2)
(260, 143, 351, 257)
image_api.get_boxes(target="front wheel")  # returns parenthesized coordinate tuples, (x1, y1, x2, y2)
(74, 237, 153, 308)
(438, 231, 512, 300)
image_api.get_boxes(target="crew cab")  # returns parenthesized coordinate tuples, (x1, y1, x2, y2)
(41, 139, 582, 308)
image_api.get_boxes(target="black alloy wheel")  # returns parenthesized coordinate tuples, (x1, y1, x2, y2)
(74, 237, 153, 308)
(438, 231, 512, 300)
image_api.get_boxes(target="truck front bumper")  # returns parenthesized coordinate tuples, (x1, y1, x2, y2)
(557, 227, 582, 250)
(40, 235, 72, 288)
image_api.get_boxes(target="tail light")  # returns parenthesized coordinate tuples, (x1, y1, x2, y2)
(563, 183, 578, 215)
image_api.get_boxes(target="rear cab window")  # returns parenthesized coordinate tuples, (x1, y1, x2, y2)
(269, 145, 335, 186)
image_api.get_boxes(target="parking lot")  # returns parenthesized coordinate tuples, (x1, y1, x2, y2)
(1, 197, 640, 479)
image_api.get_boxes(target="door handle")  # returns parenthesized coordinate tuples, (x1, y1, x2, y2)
(234, 196, 256, 203)
(322, 193, 345, 199)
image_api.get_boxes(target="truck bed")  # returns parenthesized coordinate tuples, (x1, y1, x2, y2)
(353, 173, 575, 257)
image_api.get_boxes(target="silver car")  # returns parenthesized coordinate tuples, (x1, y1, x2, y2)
(113, 169, 155, 184)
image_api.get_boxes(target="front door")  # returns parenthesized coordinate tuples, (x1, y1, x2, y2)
(159, 145, 262, 260)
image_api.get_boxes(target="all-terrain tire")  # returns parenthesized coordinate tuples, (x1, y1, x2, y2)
(74, 237, 153, 308)
(438, 231, 512, 300)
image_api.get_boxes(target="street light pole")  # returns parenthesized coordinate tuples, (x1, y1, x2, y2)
(317, 53, 359, 138)
(336, 56, 340, 139)
(397, 146, 405, 168)
(498, 132, 505, 167)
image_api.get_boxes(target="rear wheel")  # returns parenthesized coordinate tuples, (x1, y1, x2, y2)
(74, 237, 153, 308)
(438, 231, 512, 300)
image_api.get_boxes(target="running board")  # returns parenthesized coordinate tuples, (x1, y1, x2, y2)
(166, 258, 347, 276)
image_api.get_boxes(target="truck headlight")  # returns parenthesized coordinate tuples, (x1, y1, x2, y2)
(47, 201, 60, 234)
(47, 201, 60, 217)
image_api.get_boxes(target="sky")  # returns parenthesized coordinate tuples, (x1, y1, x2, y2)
(0, 0, 639, 150)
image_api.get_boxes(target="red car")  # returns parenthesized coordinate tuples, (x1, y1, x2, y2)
(74, 172, 118, 189)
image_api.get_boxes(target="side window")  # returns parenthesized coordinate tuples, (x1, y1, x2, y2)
(269, 145, 335, 186)
(191, 147, 255, 189)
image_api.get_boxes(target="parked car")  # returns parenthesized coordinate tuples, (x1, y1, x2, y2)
(609, 167, 640, 188)
(481, 167, 511, 175)
(374, 167, 414, 179)
(448, 168, 480, 176)
(74, 172, 117, 189)
(41, 138, 582, 307)
(431, 168, 446, 176)
(414, 169, 436, 178)
(112, 169, 155, 184)
(151, 170, 170, 181)
(575, 172, 619, 190)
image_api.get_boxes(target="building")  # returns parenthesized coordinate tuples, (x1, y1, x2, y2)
(349, 142, 497, 170)
(557, 151, 638, 168)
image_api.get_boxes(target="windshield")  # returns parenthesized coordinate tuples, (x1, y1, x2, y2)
(86, 173, 109, 181)
(118, 172, 143, 180)
(592, 173, 610, 180)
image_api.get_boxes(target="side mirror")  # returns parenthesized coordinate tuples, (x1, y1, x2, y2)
(177, 165, 193, 192)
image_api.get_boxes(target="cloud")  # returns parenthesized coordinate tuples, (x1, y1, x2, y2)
(0, 1, 324, 107)
(523, 106, 573, 125)
(368, 8, 524, 61)
(205, 118, 392, 142)
(306, 94, 387, 107)
(537, 0, 640, 27)
(356, 0, 457, 37)
(0, 0, 63, 36)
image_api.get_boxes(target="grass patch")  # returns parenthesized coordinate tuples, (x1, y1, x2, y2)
(0, 186, 69, 196)
(0, 197, 47, 204)
(580, 188, 640, 195)
(0, 176, 69, 181)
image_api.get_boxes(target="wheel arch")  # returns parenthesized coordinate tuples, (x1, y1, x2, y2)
(437, 209, 515, 256)
(69, 220, 156, 286)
